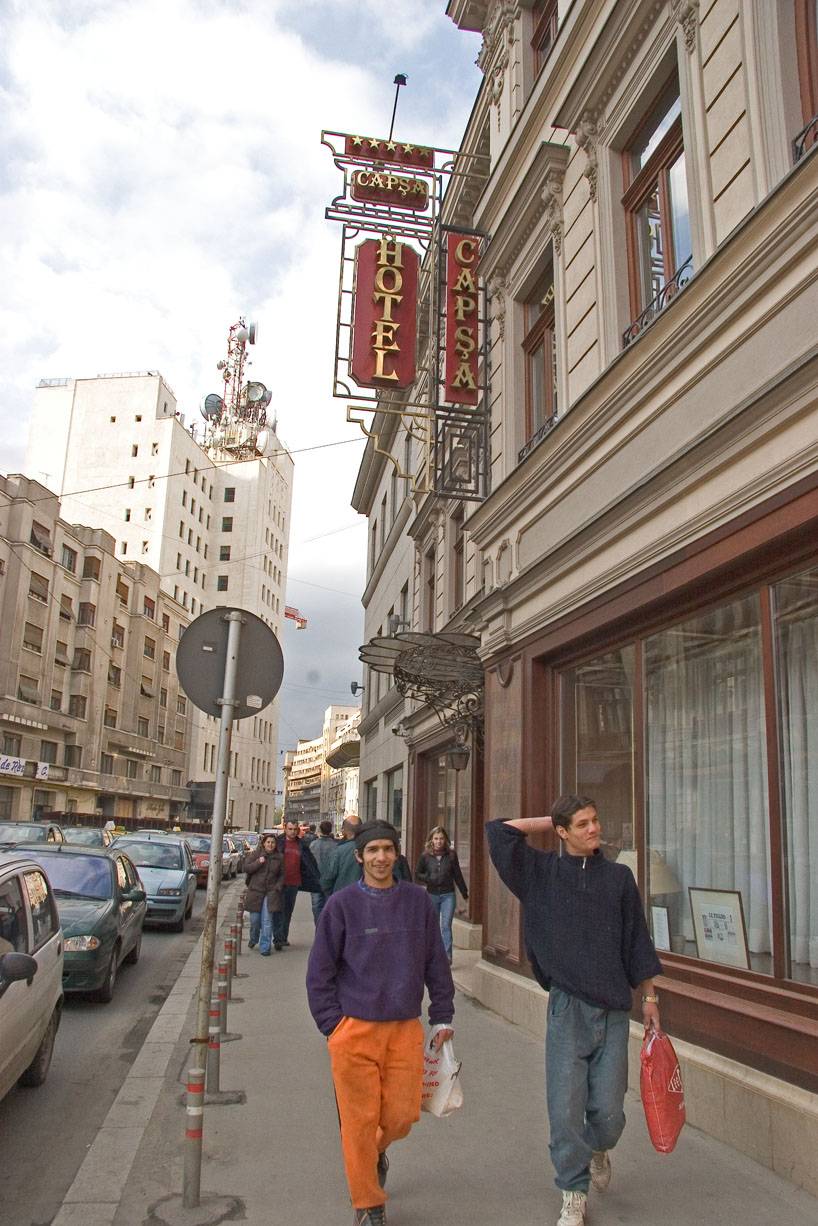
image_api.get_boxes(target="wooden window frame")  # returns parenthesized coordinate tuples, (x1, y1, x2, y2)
(531, 0, 559, 74)
(795, 0, 818, 124)
(622, 114, 685, 320)
(523, 282, 557, 442)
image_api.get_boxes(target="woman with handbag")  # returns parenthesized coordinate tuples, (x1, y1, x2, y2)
(415, 826, 468, 963)
(243, 833, 284, 954)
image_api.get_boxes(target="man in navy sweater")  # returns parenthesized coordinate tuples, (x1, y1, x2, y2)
(487, 796, 662, 1226)
(307, 820, 454, 1226)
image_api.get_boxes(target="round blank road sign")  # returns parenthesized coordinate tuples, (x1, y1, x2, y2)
(176, 606, 283, 721)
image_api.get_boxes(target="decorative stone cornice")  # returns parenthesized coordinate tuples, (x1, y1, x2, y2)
(575, 112, 598, 203)
(672, 0, 699, 54)
(477, 0, 519, 73)
(540, 168, 565, 254)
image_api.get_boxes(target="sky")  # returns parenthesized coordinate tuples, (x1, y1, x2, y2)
(0, 0, 483, 763)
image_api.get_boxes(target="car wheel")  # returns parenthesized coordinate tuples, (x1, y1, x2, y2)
(95, 945, 119, 1003)
(124, 928, 142, 965)
(184, 895, 194, 920)
(170, 910, 185, 933)
(19, 1007, 59, 1087)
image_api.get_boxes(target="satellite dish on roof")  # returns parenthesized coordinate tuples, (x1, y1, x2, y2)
(245, 381, 267, 403)
(201, 393, 224, 419)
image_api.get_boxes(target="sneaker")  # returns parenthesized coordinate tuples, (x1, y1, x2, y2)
(248, 940, 256, 949)
(590, 1150, 611, 1192)
(274, 942, 283, 951)
(376, 1149, 389, 1189)
(557, 1191, 587, 1226)
(353, 1208, 386, 1226)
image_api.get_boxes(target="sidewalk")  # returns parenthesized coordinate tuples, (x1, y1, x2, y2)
(57, 890, 818, 1226)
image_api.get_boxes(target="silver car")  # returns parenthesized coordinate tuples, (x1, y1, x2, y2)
(111, 835, 197, 932)
(0, 852, 64, 1101)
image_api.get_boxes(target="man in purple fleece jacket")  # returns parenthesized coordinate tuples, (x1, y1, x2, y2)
(307, 820, 454, 1226)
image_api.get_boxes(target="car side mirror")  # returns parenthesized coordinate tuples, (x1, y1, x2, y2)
(0, 951, 38, 990)
(125, 888, 146, 903)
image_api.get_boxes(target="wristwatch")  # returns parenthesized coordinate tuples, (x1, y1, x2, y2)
(641, 993, 659, 1003)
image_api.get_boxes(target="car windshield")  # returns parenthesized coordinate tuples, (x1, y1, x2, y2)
(63, 827, 105, 845)
(0, 822, 48, 842)
(186, 836, 211, 853)
(117, 841, 183, 869)
(25, 852, 112, 899)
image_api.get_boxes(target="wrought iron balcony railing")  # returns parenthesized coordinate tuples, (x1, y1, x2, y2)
(623, 256, 694, 348)
(793, 113, 818, 163)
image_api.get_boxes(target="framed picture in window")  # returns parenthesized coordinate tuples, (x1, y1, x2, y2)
(650, 905, 671, 953)
(688, 888, 750, 970)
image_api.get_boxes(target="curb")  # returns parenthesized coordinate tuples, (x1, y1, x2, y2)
(52, 883, 243, 1226)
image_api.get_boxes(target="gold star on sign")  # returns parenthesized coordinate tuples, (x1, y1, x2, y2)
(367, 137, 382, 151)
(402, 143, 415, 155)
(350, 135, 364, 147)
(385, 140, 398, 154)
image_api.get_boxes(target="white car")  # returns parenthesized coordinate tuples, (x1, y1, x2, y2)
(0, 852, 64, 1101)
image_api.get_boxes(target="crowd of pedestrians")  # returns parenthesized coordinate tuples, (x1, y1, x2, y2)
(241, 795, 662, 1226)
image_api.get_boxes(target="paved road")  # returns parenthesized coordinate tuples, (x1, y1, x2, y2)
(0, 889, 211, 1226)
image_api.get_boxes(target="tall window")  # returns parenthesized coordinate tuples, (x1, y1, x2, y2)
(451, 507, 466, 613)
(531, 0, 558, 73)
(523, 270, 558, 443)
(423, 546, 436, 632)
(795, 0, 818, 139)
(622, 75, 691, 330)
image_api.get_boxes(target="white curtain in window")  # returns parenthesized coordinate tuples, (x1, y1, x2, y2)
(646, 599, 771, 957)
(778, 614, 818, 969)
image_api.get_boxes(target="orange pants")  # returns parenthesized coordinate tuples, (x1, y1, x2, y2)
(328, 1016, 424, 1209)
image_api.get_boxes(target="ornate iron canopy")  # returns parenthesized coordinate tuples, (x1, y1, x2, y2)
(359, 630, 483, 737)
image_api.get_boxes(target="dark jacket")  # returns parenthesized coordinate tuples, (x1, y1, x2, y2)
(321, 838, 360, 895)
(275, 834, 321, 893)
(243, 847, 284, 914)
(415, 849, 468, 898)
(486, 818, 662, 1012)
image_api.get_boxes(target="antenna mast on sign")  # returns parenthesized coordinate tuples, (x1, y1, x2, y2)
(388, 73, 408, 142)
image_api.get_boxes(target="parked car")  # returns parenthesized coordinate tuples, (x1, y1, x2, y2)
(16, 845, 146, 1002)
(185, 835, 231, 886)
(230, 831, 258, 871)
(223, 837, 240, 878)
(111, 835, 197, 931)
(62, 826, 114, 848)
(0, 821, 65, 847)
(0, 852, 64, 1101)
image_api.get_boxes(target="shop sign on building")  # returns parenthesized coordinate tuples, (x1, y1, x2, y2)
(351, 238, 419, 389)
(0, 756, 25, 776)
(351, 170, 429, 211)
(444, 233, 480, 406)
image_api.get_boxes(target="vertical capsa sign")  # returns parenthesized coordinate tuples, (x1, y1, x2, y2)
(350, 237, 419, 389)
(444, 233, 480, 405)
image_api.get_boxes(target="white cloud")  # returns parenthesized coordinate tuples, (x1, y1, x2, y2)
(0, 0, 482, 737)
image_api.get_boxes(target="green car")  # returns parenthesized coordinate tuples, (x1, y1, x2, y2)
(17, 844, 146, 1003)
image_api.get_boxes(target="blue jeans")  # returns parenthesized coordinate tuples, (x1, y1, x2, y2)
(429, 891, 456, 961)
(545, 987, 629, 1193)
(247, 897, 277, 951)
(311, 892, 326, 926)
(273, 885, 299, 944)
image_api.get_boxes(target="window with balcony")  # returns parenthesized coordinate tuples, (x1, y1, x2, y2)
(61, 545, 77, 573)
(82, 556, 101, 580)
(622, 74, 692, 345)
(64, 744, 82, 769)
(150, 764, 161, 783)
(68, 694, 87, 719)
(138, 716, 150, 737)
(171, 769, 182, 787)
(23, 623, 43, 654)
(523, 268, 558, 450)
(100, 752, 114, 775)
(531, 0, 558, 74)
(3, 734, 21, 756)
(39, 740, 58, 764)
(125, 758, 139, 779)
(78, 602, 96, 627)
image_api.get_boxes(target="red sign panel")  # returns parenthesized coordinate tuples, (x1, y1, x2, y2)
(344, 135, 434, 170)
(444, 233, 480, 406)
(351, 169, 429, 211)
(351, 238, 419, 389)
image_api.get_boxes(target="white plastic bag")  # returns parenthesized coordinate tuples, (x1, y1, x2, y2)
(421, 1036, 463, 1117)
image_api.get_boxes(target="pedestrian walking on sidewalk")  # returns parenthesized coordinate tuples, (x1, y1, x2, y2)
(487, 796, 662, 1226)
(243, 834, 283, 955)
(320, 814, 362, 896)
(306, 819, 455, 1226)
(309, 819, 337, 926)
(415, 826, 468, 963)
(274, 818, 321, 947)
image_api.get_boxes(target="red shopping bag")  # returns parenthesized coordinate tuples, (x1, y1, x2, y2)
(640, 1029, 685, 1153)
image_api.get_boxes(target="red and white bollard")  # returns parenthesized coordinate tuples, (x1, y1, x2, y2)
(182, 1066, 205, 1208)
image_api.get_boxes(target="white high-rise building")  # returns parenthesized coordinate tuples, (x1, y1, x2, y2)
(25, 370, 293, 831)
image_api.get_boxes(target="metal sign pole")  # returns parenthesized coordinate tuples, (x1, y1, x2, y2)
(194, 609, 243, 1047)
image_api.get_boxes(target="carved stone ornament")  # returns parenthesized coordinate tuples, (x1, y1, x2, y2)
(672, 0, 699, 54)
(541, 169, 565, 255)
(488, 273, 507, 339)
(575, 112, 599, 203)
(478, 0, 520, 73)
